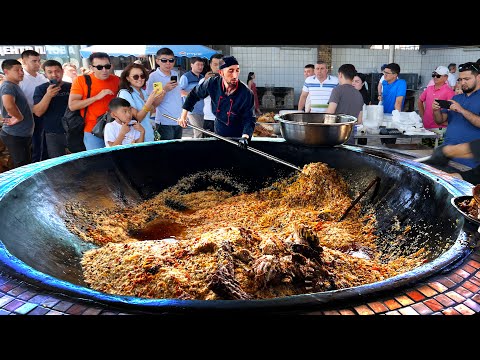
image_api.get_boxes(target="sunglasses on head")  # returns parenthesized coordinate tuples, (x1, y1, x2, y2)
(91, 64, 112, 70)
(431, 73, 443, 78)
(459, 62, 480, 73)
(158, 58, 175, 63)
(132, 74, 146, 80)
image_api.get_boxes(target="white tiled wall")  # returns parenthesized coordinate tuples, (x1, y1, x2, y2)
(230, 46, 480, 108)
(332, 48, 424, 78)
(231, 46, 317, 105)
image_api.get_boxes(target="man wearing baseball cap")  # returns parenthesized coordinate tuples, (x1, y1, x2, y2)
(178, 55, 256, 149)
(418, 65, 455, 147)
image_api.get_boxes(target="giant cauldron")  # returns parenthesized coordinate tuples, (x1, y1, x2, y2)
(0, 139, 475, 314)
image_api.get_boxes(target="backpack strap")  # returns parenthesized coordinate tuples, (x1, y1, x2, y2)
(83, 74, 92, 119)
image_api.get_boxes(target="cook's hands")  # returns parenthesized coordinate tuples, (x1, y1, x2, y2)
(164, 80, 178, 92)
(178, 116, 188, 128)
(238, 137, 249, 150)
(2, 115, 21, 126)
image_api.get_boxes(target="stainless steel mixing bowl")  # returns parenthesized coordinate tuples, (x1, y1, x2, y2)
(275, 113, 357, 146)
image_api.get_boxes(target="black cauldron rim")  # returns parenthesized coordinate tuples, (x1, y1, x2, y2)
(0, 139, 475, 314)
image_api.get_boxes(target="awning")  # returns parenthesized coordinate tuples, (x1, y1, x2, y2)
(79, 45, 217, 59)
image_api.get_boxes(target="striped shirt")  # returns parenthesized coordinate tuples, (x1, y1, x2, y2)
(303, 75, 338, 113)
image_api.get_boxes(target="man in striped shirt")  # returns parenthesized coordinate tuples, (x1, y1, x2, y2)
(298, 60, 338, 113)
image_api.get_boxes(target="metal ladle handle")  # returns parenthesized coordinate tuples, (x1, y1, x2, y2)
(162, 113, 302, 172)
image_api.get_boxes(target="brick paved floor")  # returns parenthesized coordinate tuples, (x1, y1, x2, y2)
(1, 245, 480, 315)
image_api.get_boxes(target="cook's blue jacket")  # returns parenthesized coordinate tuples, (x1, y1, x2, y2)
(183, 75, 256, 138)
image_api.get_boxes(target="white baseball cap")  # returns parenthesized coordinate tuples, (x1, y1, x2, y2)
(434, 66, 449, 76)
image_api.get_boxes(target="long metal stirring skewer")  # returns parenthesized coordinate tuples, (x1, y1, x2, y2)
(162, 113, 302, 172)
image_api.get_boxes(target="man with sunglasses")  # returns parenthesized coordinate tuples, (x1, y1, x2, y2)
(430, 62, 480, 169)
(178, 55, 256, 149)
(68, 52, 120, 150)
(145, 47, 183, 140)
(418, 66, 454, 147)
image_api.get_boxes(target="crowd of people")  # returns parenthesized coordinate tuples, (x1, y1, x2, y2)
(0, 48, 258, 169)
(1, 49, 480, 185)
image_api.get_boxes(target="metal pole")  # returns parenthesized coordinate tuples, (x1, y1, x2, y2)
(162, 114, 302, 172)
(389, 45, 395, 63)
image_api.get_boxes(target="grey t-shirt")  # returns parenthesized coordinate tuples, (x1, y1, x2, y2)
(328, 84, 364, 118)
(0, 81, 34, 137)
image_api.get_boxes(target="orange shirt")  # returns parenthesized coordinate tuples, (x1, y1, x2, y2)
(70, 74, 120, 132)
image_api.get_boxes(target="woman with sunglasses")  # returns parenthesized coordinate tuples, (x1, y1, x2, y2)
(118, 63, 165, 142)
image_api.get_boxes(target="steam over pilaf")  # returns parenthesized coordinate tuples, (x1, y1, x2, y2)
(67, 162, 427, 300)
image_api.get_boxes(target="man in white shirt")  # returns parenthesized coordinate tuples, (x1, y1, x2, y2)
(62, 62, 78, 83)
(303, 64, 314, 112)
(297, 60, 338, 113)
(377, 64, 388, 103)
(447, 63, 458, 89)
(19, 50, 49, 162)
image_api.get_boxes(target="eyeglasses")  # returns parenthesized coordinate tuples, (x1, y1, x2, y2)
(158, 58, 175, 63)
(131, 74, 146, 80)
(91, 64, 112, 70)
(431, 73, 443, 78)
(383, 71, 395, 75)
(458, 62, 479, 73)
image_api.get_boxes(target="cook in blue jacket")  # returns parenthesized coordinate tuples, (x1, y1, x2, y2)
(178, 56, 256, 149)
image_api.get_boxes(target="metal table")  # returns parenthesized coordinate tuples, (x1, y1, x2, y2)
(354, 132, 440, 147)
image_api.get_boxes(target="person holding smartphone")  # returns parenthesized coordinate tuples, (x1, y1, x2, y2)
(431, 62, 480, 169)
(417, 66, 454, 148)
(145, 47, 183, 140)
(32, 59, 72, 158)
(178, 55, 256, 150)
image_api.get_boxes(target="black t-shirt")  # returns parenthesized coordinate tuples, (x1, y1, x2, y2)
(33, 82, 71, 133)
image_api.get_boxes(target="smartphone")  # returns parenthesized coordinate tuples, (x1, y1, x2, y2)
(50, 79, 58, 87)
(128, 120, 137, 127)
(153, 82, 163, 92)
(170, 75, 177, 82)
(436, 99, 452, 109)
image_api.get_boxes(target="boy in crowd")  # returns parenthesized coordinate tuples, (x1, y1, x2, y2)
(103, 98, 145, 147)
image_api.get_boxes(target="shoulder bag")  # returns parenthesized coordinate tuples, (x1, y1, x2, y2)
(62, 74, 92, 152)
(91, 111, 114, 139)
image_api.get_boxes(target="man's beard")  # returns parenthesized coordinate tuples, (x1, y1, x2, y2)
(462, 83, 476, 94)
(227, 79, 238, 87)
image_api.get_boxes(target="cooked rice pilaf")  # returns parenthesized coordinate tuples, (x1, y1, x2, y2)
(67, 162, 427, 300)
